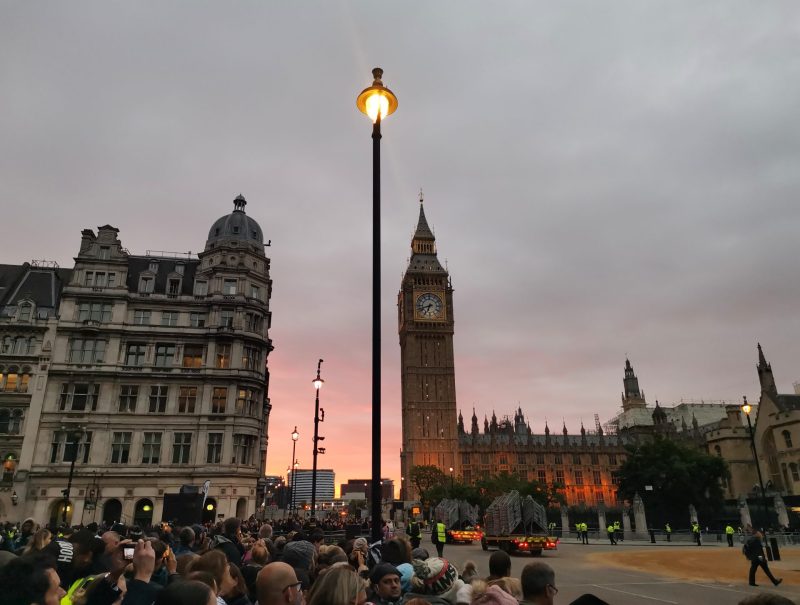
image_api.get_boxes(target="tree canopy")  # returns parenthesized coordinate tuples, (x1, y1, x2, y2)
(616, 437, 729, 525)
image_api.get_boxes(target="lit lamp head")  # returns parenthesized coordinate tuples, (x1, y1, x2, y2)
(292, 427, 299, 442)
(742, 396, 752, 415)
(357, 68, 398, 123)
(313, 376, 324, 391)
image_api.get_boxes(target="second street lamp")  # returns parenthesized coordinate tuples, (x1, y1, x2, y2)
(290, 427, 299, 516)
(311, 359, 324, 522)
(742, 395, 770, 530)
(357, 67, 398, 544)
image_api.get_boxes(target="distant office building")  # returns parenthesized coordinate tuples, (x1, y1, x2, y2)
(341, 478, 393, 501)
(290, 469, 334, 507)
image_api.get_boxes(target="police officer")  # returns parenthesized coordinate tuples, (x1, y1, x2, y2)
(607, 523, 616, 545)
(582, 522, 589, 545)
(431, 519, 447, 557)
(613, 520, 622, 542)
(664, 522, 672, 542)
(692, 521, 701, 546)
(725, 524, 735, 547)
(407, 518, 421, 549)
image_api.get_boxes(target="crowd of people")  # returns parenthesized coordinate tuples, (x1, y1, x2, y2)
(0, 516, 794, 605)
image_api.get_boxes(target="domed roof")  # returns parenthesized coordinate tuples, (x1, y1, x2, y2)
(205, 195, 264, 252)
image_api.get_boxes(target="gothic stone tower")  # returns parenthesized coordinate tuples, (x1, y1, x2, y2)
(399, 200, 458, 499)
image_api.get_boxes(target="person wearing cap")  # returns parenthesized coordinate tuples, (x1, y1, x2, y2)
(369, 563, 402, 605)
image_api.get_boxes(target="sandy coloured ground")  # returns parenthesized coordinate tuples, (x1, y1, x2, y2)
(586, 546, 800, 585)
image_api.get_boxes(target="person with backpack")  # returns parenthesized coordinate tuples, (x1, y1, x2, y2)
(743, 529, 783, 587)
(407, 518, 421, 549)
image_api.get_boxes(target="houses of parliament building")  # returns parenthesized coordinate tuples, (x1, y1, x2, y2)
(398, 201, 763, 507)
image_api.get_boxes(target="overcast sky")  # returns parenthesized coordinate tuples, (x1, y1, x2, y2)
(2, 2, 800, 494)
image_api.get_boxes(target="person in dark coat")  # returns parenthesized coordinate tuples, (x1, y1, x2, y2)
(743, 529, 782, 587)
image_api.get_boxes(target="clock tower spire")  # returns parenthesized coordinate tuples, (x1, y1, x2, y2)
(399, 196, 457, 499)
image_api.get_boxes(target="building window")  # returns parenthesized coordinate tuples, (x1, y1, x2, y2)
(572, 454, 581, 465)
(149, 385, 168, 413)
(85, 271, 114, 287)
(250, 285, 260, 299)
(212, 387, 227, 414)
(575, 470, 584, 486)
(593, 471, 601, 485)
(461, 452, 470, 465)
(554, 454, 563, 465)
(110, 432, 131, 464)
(99, 246, 110, 260)
(216, 344, 231, 369)
(517, 453, 526, 465)
(193, 281, 208, 296)
(125, 343, 146, 366)
(791, 463, 800, 482)
(172, 432, 192, 464)
(178, 386, 197, 413)
(50, 431, 92, 464)
(590, 453, 599, 465)
(499, 455, 508, 465)
(78, 302, 112, 323)
(1, 337, 11, 354)
(480, 453, 490, 464)
(596, 491, 605, 504)
(133, 310, 151, 325)
(611, 473, 620, 486)
(555, 470, 565, 485)
(18, 305, 32, 322)
(207, 433, 223, 464)
(119, 385, 138, 412)
(220, 310, 234, 328)
(608, 454, 618, 466)
(537, 470, 547, 483)
(223, 279, 237, 295)
(3, 373, 18, 392)
(714, 445, 722, 457)
(536, 453, 545, 465)
(142, 432, 162, 464)
(59, 383, 100, 412)
(182, 345, 203, 368)
(783, 430, 793, 449)
(161, 312, 179, 327)
(244, 313, 262, 332)
(139, 276, 154, 294)
(175, 264, 185, 275)
(68, 338, 106, 363)
(242, 346, 259, 370)
(232, 434, 255, 465)
(236, 388, 258, 416)
(167, 279, 181, 296)
(149, 262, 159, 272)
(190, 312, 206, 328)
(0, 410, 22, 435)
(154, 344, 175, 367)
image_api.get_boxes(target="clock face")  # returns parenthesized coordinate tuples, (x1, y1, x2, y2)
(415, 292, 443, 320)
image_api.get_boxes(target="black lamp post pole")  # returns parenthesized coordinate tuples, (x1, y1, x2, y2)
(743, 397, 769, 531)
(311, 359, 323, 522)
(62, 430, 82, 525)
(290, 440, 297, 516)
(371, 112, 383, 544)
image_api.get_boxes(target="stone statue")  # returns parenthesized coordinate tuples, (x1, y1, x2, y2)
(738, 495, 752, 530)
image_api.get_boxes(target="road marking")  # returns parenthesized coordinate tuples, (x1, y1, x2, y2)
(692, 583, 757, 595)
(592, 584, 679, 603)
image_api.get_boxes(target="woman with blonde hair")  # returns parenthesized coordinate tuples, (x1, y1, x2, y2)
(22, 528, 51, 556)
(308, 565, 367, 605)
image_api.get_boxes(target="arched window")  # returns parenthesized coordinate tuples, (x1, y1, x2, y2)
(18, 305, 31, 322)
(783, 430, 793, 449)
(714, 445, 722, 457)
(14, 338, 26, 354)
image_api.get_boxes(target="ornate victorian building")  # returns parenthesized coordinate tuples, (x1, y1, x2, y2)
(2, 195, 274, 525)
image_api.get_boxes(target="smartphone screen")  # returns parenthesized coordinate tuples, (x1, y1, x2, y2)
(124, 547, 134, 560)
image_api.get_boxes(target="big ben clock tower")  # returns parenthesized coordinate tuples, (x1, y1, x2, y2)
(399, 197, 458, 499)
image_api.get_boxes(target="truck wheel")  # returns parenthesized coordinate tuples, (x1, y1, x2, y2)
(481, 537, 488, 551)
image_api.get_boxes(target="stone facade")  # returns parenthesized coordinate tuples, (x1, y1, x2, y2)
(0, 195, 274, 525)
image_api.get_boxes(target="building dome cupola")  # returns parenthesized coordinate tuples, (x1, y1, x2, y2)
(205, 194, 265, 254)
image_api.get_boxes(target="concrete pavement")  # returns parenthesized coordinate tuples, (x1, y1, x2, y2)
(436, 541, 800, 604)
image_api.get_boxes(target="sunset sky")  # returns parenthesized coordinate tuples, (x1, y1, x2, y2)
(2, 3, 800, 498)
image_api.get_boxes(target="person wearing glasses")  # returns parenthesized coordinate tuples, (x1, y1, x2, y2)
(520, 562, 557, 605)
(257, 562, 305, 605)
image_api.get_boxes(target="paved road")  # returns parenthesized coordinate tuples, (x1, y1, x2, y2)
(433, 540, 800, 604)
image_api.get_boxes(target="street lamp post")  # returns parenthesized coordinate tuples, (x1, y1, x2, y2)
(449, 467, 454, 490)
(742, 396, 769, 530)
(357, 67, 398, 544)
(61, 426, 85, 526)
(290, 427, 299, 516)
(311, 359, 324, 522)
